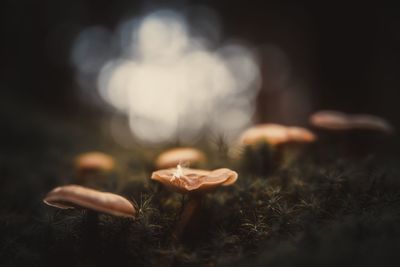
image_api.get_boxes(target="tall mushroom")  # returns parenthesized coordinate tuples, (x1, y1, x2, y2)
(238, 124, 316, 172)
(151, 165, 237, 240)
(155, 147, 206, 169)
(74, 151, 116, 189)
(309, 110, 394, 156)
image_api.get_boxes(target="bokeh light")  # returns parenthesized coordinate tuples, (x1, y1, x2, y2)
(72, 9, 261, 144)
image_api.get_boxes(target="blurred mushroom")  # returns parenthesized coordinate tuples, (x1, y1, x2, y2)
(238, 124, 316, 172)
(155, 147, 206, 169)
(309, 110, 394, 156)
(310, 110, 394, 133)
(239, 124, 316, 146)
(352, 114, 394, 133)
(43, 185, 136, 218)
(151, 165, 238, 240)
(74, 151, 116, 189)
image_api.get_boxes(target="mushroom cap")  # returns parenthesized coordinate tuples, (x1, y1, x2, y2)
(310, 110, 394, 133)
(351, 114, 394, 133)
(287, 127, 317, 143)
(239, 124, 316, 146)
(155, 147, 206, 169)
(151, 167, 238, 194)
(43, 185, 136, 218)
(75, 152, 115, 172)
(309, 110, 350, 130)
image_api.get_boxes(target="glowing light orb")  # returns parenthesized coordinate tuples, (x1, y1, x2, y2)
(73, 9, 262, 144)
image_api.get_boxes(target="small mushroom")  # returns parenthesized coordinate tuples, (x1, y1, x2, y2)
(309, 110, 350, 130)
(309, 110, 394, 156)
(151, 165, 238, 240)
(74, 151, 116, 189)
(43, 185, 136, 218)
(310, 110, 394, 133)
(239, 124, 316, 146)
(155, 147, 206, 169)
(238, 124, 316, 172)
(351, 114, 394, 133)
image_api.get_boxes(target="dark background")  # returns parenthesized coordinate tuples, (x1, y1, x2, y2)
(2, 0, 400, 125)
(1, 2, 400, 266)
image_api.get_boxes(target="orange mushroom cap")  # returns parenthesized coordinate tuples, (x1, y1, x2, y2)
(239, 124, 316, 146)
(155, 147, 206, 169)
(75, 152, 115, 172)
(151, 165, 238, 194)
(287, 126, 317, 143)
(43, 185, 136, 218)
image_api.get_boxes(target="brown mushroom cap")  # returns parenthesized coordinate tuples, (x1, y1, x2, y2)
(151, 166, 238, 194)
(43, 185, 136, 218)
(155, 147, 206, 169)
(75, 152, 115, 173)
(310, 110, 394, 133)
(239, 124, 316, 146)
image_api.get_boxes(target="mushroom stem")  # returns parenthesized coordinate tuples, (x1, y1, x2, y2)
(85, 209, 99, 232)
(276, 143, 305, 168)
(172, 194, 203, 241)
(84, 210, 100, 256)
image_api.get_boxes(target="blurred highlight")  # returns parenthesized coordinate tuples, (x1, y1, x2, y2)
(72, 8, 261, 144)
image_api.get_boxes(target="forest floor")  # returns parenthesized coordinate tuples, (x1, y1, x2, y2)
(1, 102, 400, 267)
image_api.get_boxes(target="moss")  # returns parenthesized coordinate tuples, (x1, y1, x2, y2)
(1, 109, 400, 266)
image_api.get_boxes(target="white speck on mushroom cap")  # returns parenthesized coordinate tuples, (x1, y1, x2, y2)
(171, 164, 185, 181)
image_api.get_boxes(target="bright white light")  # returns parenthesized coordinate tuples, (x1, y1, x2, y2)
(74, 9, 262, 144)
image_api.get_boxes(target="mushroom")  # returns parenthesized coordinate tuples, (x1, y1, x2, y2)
(238, 124, 316, 172)
(44, 185, 135, 256)
(155, 147, 206, 169)
(239, 124, 316, 146)
(309, 110, 394, 156)
(43, 185, 136, 218)
(74, 151, 116, 189)
(309, 110, 394, 133)
(151, 165, 238, 240)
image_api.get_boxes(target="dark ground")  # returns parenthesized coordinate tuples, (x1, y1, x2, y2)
(1, 1, 400, 266)
(1, 105, 400, 266)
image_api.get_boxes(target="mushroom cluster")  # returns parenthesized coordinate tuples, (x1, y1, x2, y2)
(40, 109, 393, 251)
(43, 148, 238, 243)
